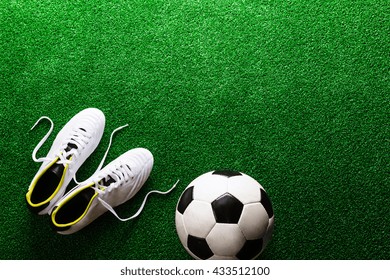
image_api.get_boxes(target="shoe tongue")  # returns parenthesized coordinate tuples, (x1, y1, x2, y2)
(100, 176, 116, 187)
(65, 143, 78, 153)
(64, 142, 78, 159)
(64, 128, 86, 154)
(50, 163, 65, 179)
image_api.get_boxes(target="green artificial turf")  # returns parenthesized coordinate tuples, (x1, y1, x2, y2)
(0, 0, 388, 260)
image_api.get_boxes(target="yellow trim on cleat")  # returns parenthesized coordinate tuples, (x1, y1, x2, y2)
(26, 156, 69, 207)
(51, 183, 98, 228)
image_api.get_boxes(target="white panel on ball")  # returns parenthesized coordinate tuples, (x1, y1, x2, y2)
(175, 212, 189, 249)
(192, 172, 229, 203)
(263, 216, 275, 248)
(182, 200, 216, 238)
(227, 173, 261, 204)
(209, 255, 237, 260)
(238, 203, 269, 240)
(206, 224, 246, 256)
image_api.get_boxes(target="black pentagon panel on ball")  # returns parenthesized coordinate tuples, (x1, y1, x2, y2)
(187, 235, 214, 260)
(177, 186, 194, 214)
(212, 170, 242, 178)
(211, 193, 244, 223)
(236, 238, 263, 260)
(260, 189, 274, 218)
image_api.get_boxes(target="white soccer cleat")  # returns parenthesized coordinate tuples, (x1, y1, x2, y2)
(50, 148, 176, 235)
(26, 108, 105, 215)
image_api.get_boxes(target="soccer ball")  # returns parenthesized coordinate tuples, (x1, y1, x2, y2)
(175, 170, 274, 260)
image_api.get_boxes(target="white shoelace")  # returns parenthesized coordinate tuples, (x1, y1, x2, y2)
(30, 115, 128, 183)
(90, 147, 179, 221)
(97, 180, 179, 222)
(31, 115, 178, 222)
(89, 134, 178, 222)
(73, 124, 129, 184)
(31, 116, 93, 165)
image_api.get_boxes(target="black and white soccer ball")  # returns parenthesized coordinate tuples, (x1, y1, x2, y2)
(175, 170, 274, 260)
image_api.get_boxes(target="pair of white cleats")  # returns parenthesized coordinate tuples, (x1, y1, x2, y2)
(26, 108, 177, 235)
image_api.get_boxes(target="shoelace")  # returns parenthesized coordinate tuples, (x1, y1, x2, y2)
(31, 115, 178, 222)
(89, 133, 178, 222)
(73, 124, 129, 184)
(89, 144, 178, 221)
(31, 116, 93, 165)
(96, 163, 134, 190)
(30, 115, 128, 183)
(96, 180, 179, 222)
